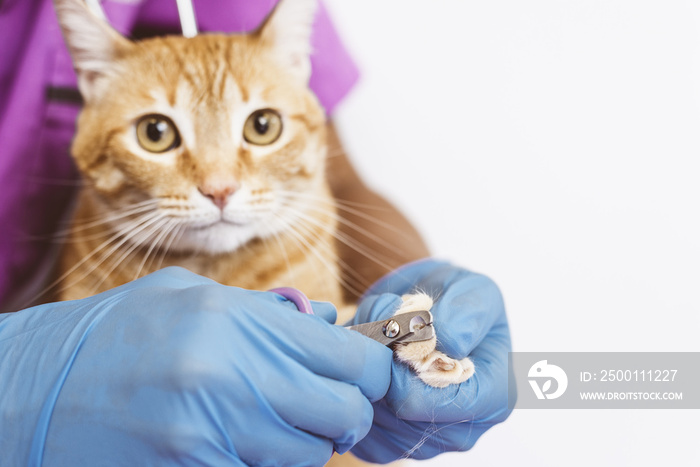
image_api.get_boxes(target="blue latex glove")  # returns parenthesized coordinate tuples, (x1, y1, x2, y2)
(347, 259, 513, 463)
(0, 267, 392, 466)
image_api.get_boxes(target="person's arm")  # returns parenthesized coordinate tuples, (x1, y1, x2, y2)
(348, 260, 514, 462)
(0, 268, 392, 466)
(326, 127, 514, 461)
(325, 122, 430, 299)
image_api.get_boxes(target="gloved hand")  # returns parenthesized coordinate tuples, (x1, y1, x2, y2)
(0, 267, 392, 467)
(346, 259, 513, 463)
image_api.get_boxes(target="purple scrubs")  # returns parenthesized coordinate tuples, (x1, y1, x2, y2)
(0, 0, 358, 310)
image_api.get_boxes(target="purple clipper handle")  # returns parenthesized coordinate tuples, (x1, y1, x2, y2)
(268, 287, 314, 315)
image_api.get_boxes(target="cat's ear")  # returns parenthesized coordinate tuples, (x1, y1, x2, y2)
(257, 0, 317, 83)
(53, 0, 132, 102)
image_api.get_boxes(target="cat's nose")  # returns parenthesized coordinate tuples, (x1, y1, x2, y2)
(198, 181, 238, 210)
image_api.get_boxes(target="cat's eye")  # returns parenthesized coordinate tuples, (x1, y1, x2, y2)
(243, 109, 282, 145)
(135, 114, 181, 153)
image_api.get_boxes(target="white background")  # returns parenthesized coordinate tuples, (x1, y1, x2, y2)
(325, 1, 700, 466)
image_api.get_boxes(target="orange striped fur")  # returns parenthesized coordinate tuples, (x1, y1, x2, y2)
(54, 1, 346, 318)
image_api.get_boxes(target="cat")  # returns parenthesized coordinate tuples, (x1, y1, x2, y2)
(52, 0, 474, 462)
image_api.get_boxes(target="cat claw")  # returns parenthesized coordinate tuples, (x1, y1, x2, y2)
(392, 292, 476, 388)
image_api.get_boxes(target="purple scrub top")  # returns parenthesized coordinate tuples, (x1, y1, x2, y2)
(0, 0, 359, 310)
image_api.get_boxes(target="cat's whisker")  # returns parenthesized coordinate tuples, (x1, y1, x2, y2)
(280, 199, 399, 278)
(285, 214, 372, 294)
(262, 228, 297, 289)
(278, 188, 391, 211)
(54, 200, 160, 237)
(277, 194, 392, 286)
(74, 198, 160, 222)
(43, 212, 166, 300)
(46, 211, 162, 289)
(133, 218, 177, 279)
(77, 199, 160, 221)
(283, 209, 387, 293)
(159, 222, 187, 271)
(285, 197, 407, 257)
(90, 217, 172, 293)
(324, 147, 346, 159)
(133, 217, 182, 273)
(27, 201, 160, 242)
(321, 202, 409, 237)
(46, 229, 114, 245)
(59, 213, 167, 296)
(144, 218, 184, 276)
(333, 197, 393, 212)
(280, 193, 417, 291)
(278, 189, 408, 237)
(271, 212, 338, 282)
(273, 210, 364, 297)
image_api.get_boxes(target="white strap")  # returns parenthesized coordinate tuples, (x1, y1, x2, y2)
(83, 0, 199, 38)
(175, 0, 198, 38)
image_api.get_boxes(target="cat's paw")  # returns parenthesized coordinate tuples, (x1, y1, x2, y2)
(392, 292, 475, 388)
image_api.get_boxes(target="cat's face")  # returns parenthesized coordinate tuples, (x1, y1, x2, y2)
(57, 0, 326, 254)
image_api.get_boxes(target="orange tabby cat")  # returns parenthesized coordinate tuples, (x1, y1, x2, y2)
(54, 0, 344, 312)
(52, 0, 474, 464)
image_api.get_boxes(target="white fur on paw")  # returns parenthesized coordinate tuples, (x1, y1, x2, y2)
(416, 354, 475, 388)
(393, 292, 475, 388)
